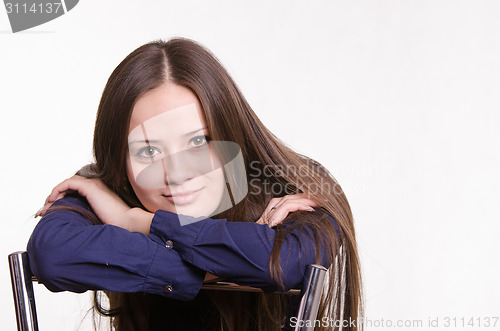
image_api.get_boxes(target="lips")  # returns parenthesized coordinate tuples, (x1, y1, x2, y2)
(163, 188, 204, 205)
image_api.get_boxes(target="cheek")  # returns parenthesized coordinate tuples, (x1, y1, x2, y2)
(207, 169, 226, 199)
(131, 184, 162, 213)
(125, 154, 134, 184)
(208, 167, 224, 184)
(126, 156, 157, 210)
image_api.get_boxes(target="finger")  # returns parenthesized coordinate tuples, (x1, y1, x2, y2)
(48, 176, 87, 202)
(48, 188, 68, 203)
(256, 214, 279, 226)
(290, 193, 321, 206)
(262, 197, 283, 215)
(289, 198, 321, 208)
(267, 201, 316, 227)
(37, 190, 66, 217)
(259, 194, 321, 226)
(48, 184, 67, 202)
(262, 194, 298, 216)
(268, 193, 318, 211)
(268, 205, 314, 227)
(36, 202, 52, 217)
(34, 207, 44, 218)
(270, 197, 320, 216)
(261, 194, 313, 225)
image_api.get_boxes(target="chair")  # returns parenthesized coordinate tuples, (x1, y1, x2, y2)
(9, 251, 328, 331)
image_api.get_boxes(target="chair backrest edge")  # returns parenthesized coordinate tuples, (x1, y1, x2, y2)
(294, 264, 328, 331)
(8, 251, 39, 331)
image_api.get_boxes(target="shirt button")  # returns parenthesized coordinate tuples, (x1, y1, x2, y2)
(163, 284, 173, 294)
(165, 240, 173, 249)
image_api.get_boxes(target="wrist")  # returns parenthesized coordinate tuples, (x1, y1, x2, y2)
(126, 208, 154, 235)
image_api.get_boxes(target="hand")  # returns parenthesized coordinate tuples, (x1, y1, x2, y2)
(256, 193, 320, 228)
(36, 175, 153, 234)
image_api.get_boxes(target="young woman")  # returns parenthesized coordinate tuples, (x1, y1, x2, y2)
(28, 38, 363, 330)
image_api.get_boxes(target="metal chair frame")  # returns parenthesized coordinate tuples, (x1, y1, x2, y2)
(9, 251, 327, 331)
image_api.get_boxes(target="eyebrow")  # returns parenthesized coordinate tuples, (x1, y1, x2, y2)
(183, 127, 208, 138)
(128, 139, 161, 145)
(128, 127, 208, 145)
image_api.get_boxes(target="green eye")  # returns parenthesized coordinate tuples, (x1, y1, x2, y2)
(189, 135, 209, 148)
(137, 146, 160, 158)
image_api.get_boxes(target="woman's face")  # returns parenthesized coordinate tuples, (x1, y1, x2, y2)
(126, 83, 226, 218)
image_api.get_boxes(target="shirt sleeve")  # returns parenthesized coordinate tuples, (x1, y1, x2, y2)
(148, 208, 339, 292)
(26, 196, 205, 301)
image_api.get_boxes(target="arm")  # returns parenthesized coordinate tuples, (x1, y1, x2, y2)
(148, 208, 339, 292)
(36, 176, 328, 292)
(27, 196, 205, 301)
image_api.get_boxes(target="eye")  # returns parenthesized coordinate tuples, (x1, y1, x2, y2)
(188, 135, 210, 148)
(136, 146, 161, 158)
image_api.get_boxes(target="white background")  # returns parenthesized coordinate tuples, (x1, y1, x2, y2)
(1, 1, 499, 330)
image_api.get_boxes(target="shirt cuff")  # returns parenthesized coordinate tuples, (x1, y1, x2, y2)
(148, 210, 213, 264)
(142, 244, 205, 301)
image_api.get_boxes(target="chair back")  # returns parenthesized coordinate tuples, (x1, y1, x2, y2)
(8, 251, 38, 331)
(8, 251, 327, 331)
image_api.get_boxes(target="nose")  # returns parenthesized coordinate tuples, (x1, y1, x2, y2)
(162, 150, 196, 186)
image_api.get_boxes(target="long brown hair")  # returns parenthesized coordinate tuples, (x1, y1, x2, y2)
(89, 37, 363, 330)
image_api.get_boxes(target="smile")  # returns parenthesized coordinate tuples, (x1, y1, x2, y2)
(163, 188, 204, 205)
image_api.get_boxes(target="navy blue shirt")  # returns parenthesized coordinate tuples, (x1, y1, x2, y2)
(27, 195, 337, 323)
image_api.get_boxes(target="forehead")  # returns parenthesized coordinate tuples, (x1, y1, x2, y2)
(129, 83, 205, 134)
